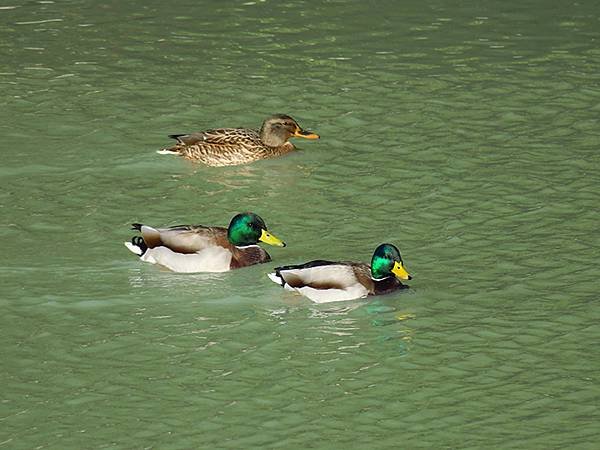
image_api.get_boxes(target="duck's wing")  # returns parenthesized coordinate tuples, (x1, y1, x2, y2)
(132, 223, 229, 254)
(270, 260, 347, 288)
(268, 260, 370, 303)
(169, 128, 261, 146)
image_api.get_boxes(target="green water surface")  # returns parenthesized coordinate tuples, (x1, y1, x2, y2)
(2, 0, 600, 448)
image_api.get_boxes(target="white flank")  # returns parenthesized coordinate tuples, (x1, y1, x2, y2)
(281, 265, 356, 286)
(295, 285, 369, 303)
(124, 241, 143, 256)
(139, 246, 232, 273)
(275, 264, 369, 303)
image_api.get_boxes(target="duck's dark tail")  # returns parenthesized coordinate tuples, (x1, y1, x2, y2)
(156, 134, 188, 155)
(267, 270, 286, 287)
(124, 236, 147, 257)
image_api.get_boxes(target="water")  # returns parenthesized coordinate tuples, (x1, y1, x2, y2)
(2, 0, 599, 448)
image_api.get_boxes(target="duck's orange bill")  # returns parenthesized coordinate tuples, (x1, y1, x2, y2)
(293, 129, 320, 139)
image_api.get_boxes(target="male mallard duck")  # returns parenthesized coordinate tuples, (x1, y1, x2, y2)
(124, 212, 286, 273)
(157, 114, 319, 166)
(267, 243, 411, 303)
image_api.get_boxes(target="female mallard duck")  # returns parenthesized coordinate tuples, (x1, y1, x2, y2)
(267, 243, 411, 303)
(124, 212, 286, 273)
(157, 114, 319, 166)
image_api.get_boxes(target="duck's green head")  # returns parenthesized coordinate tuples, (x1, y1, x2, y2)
(227, 212, 286, 248)
(370, 243, 412, 281)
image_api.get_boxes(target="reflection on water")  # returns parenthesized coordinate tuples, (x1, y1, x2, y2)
(127, 267, 228, 290)
(265, 297, 417, 364)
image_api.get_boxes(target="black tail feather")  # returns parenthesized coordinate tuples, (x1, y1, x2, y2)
(131, 223, 143, 231)
(168, 134, 186, 141)
(274, 260, 338, 272)
(131, 236, 147, 256)
(274, 268, 286, 286)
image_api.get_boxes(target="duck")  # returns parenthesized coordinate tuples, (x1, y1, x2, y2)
(267, 243, 411, 303)
(157, 114, 319, 166)
(124, 212, 286, 273)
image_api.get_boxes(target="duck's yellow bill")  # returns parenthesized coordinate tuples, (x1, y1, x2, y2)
(293, 129, 320, 139)
(391, 261, 411, 280)
(260, 229, 286, 247)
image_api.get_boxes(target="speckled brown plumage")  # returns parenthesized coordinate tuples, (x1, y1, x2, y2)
(158, 114, 319, 167)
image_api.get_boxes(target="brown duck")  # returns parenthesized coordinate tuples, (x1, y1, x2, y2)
(157, 114, 319, 166)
